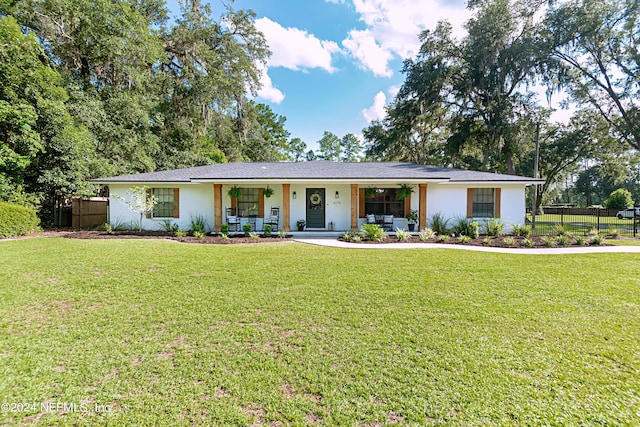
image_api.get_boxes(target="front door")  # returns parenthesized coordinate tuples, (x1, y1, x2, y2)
(306, 188, 325, 228)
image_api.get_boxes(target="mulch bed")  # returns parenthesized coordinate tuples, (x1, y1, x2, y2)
(339, 235, 613, 248)
(20, 230, 294, 244)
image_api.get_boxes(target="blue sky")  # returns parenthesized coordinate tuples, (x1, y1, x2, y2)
(166, 0, 472, 151)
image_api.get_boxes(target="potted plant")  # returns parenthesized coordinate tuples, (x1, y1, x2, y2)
(296, 219, 305, 231)
(263, 186, 274, 198)
(396, 184, 414, 200)
(228, 186, 241, 199)
(365, 187, 378, 200)
(407, 209, 418, 231)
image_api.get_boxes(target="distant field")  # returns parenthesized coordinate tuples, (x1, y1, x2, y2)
(1, 239, 639, 426)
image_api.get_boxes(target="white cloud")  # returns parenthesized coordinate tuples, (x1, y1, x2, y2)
(362, 91, 388, 122)
(388, 85, 401, 98)
(255, 17, 342, 73)
(341, 0, 471, 77)
(255, 63, 285, 104)
(342, 29, 394, 77)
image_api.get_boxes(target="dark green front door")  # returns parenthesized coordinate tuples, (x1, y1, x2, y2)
(306, 188, 325, 228)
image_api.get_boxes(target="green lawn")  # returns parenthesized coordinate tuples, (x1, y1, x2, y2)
(1, 239, 639, 426)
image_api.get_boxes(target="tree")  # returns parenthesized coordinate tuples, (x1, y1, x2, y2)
(316, 131, 341, 161)
(604, 188, 634, 210)
(372, 0, 547, 174)
(112, 186, 156, 231)
(544, 0, 640, 151)
(288, 137, 307, 162)
(340, 133, 362, 162)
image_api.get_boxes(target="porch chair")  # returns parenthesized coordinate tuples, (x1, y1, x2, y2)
(265, 207, 279, 231)
(382, 215, 394, 231)
(226, 208, 240, 232)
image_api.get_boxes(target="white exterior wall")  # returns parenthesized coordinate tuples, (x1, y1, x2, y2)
(289, 184, 352, 230)
(427, 183, 527, 233)
(109, 184, 214, 232)
(108, 182, 528, 233)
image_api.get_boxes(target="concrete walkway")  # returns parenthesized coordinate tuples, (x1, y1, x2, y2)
(293, 238, 640, 254)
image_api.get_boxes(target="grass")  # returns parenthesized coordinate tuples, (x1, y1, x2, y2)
(1, 238, 640, 426)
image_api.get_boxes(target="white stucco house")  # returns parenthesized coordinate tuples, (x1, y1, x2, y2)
(91, 161, 543, 233)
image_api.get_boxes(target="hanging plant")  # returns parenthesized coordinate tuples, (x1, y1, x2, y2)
(396, 184, 414, 200)
(365, 187, 378, 199)
(227, 186, 242, 199)
(263, 186, 274, 198)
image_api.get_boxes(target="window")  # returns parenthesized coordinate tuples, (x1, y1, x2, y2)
(364, 188, 404, 216)
(472, 188, 495, 218)
(238, 188, 259, 216)
(152, 188, 175, 218)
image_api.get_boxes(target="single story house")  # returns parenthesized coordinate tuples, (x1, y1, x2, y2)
(91, 161, 543, 233)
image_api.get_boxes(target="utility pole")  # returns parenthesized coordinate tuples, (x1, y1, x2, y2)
(532, 122, 540, 230)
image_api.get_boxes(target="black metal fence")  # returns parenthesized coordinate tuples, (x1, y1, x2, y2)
(526, 207, 639, 237)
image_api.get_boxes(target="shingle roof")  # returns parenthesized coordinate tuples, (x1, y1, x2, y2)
(91, 160, 541, 183)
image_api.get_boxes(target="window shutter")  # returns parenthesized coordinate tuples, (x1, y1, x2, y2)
(404, 195, 411, 217)
(258, 188, 264, 217)
(172, 188, 180, 218)
(146, 188, 153, 219)
(359, 188, 365, 218)
(494, 188, 501, 218)
(466, 188, 473, 218)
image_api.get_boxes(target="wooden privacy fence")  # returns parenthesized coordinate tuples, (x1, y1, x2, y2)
(72, 197, 108, 229)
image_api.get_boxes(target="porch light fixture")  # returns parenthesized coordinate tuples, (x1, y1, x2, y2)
(335, 191, 339, 199)
(292, 191, 297, 199)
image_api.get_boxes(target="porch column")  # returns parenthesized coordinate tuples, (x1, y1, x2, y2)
(214, 184, 222, 232)
(282, 183, 290, 232)
(419, 183, 427, 231)
(351, 184, 359, 230)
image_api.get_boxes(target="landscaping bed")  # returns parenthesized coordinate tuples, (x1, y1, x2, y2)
(338, 234, 615, 248)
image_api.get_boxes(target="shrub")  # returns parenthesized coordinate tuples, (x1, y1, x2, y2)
(250, 232, 259, 239)
(395, 228, 410, 241)
(278, 230, 287, 238)
(429, 213, 450, 236)
(175, 231, 187, 237)
(161, 219, 179, 233)
(437, 234, 450, 242)
(483, 237, 491, 245)
(485, 218, 504, 237)
(220, 233, 229, 240)
(541, 236, 555, 247)
(604, 188, 634, 210)
(524, 238, 533, 247)
(587, 227, 600, 237)
(263, 224, 272, 237)
(460, 235, 471, 244)
(511, 224, 531, 238)
(590, 235, 603, 245)
(193, 230, 205, 240)
(190, 214, 207, 233)
(360, 223, 387, 241)
(607, 227, 619, 238)
(0, 202, 40, 238)
(243, 223, 252, 237)
(351, 235, 362, 242)
(419, 228, 436, 241)
(575, 236, 585, 245)
(556, 234, 570, 246)
(503, 236, 516, 246)
(220, 223, 229, 234)
(451, 217, 479, 238)
(551, 224, 569, 236)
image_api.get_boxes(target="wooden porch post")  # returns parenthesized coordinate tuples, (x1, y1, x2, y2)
(282, 183, 290, 231)
(419, 183, 427, 231)
(351, 184, 358, 230)
(214, 184, 222, 232)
